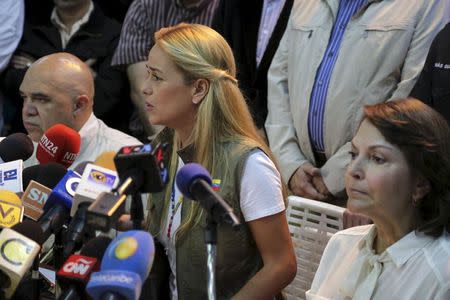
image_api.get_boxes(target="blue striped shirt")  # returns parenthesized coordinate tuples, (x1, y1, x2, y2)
(256, 0, 286, 67)
(308, 0, 366, 152)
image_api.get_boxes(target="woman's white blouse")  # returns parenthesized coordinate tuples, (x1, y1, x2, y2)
(307, 225, 450, 300)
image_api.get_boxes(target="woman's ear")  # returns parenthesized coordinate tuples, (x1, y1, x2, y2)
(412, 175, 431, 205)
(192, 78, 209, 105)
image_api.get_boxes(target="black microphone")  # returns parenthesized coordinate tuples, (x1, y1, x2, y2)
(176, 163, 240, 228)
(113, 143, 168, 194)
(0, 133, 34, 163)
(57, 236, 112, 300)
(22, 163, 68, 221)
(23, 162, 68, 190)
(86, 144, 169, 231)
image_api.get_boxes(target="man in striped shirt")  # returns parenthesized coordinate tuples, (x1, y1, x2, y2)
(111, 0, 219, 141)
(266, 0, 450, 206)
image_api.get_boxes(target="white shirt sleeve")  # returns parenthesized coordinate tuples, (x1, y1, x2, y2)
(240, 150, 285, 222)
(0, 0, 24, 72)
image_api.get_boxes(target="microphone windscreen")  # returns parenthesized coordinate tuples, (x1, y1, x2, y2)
(0, 190, 22, 206)
(0, 190, 23, 228)
(22, 163, 67, 189)
(80, 236, 112, 258)
(94, 151, 117, 171)
(36, 124, 81, 168)
(0, 133, 34, 162)
(22, 165, 41, 189)
(101, 230, 155, 281)
(73, 161, 93, 175)
(11, 219, 44, 246)
(176, 163, 212, 199)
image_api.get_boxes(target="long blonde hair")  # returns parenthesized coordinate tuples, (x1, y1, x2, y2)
(154, 23, 285, 240)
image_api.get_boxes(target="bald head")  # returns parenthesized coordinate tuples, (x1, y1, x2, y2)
(20, 53, 95, 141)
(31, 53, 95, 101)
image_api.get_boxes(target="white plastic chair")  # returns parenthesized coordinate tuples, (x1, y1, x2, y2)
(284, 196, 345, 300)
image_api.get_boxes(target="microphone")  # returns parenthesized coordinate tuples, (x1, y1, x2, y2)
(0, 133, 34, 163)
(36, 124, 81, 168)
(57, 236, 112, 300)
(0, 220, 43, 299)
(70, 163, 119, 217)
(21, 163, 67, 220)
(0, 190, 24, 228)
(86, 144, 169, 231)
(86, 230, 155, 300)
(64, 163, 119, 256)
(0, 159, 24, 193)
(176, 163, 240, 228)
(38, 168, 81, 242)
(113, 143, 168, 194)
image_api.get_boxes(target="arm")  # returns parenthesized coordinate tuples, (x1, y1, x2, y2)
(232, 152, 296, 299)
(321, 2, 450, 197)
(389, 1, 450, 100)
(409, 24, 444, 105)
(232, 211, 296, 300)
(266, 28, 324, 199)
(0, 0, 24, 73)
(265, 24, 309, 183)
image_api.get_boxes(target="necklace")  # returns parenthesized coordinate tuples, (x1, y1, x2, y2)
(167, 183, 183, 239)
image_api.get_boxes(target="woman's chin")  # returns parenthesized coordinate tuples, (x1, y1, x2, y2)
(346, 198, 370, 214)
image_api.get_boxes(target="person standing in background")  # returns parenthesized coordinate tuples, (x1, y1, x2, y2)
(2, 0, 132, 135)
(266, 0, 450, 206)
(111, 0, 220, 141)
(0, 0, 24, 135)
(212, 0, 293, 135)
(410, 22, 450, 124)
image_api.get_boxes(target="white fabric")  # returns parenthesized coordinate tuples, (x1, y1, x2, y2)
(256, 0, 286, 67)
(160, 150, 286, 299)
(24, 113, 141, 169)
(0, 0, 24, 72)
(307, 225, 450, 300)
(50, 1, 94, 49)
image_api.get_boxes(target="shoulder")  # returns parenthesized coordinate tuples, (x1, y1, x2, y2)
(423, 233, 450, 284)
(97, 122, 142, 147)
(326, 225, 373, 247)
(335, 224, 373, 237)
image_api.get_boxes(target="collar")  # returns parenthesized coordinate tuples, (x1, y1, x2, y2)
(77, 113, 98, 152)
(152, 127, 194, 164)
(50, 1, 94, 33)
(357, 225, 434, 268)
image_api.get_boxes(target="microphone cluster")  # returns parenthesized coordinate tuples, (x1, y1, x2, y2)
(0, 124, 241, 299)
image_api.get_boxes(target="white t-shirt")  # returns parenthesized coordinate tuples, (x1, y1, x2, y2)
(307, 225, 450, 300)
(159, 150, 286, 299)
